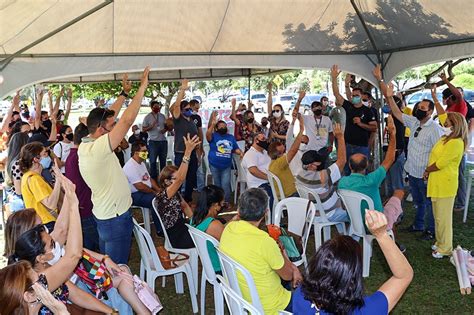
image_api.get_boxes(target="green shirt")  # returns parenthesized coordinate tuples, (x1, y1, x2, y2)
(191, 217, 221, 273)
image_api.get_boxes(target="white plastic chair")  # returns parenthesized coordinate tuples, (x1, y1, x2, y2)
(152, 199, 199, 292)
(132, 219, 198, 313)
(132, 206, 151, 234)
(216, 248, 264, 314)
(202, 144, 212, 185)
(337, 189, 394, 277)
(296, 183, 347, 251)
(166, 135, 175, 163)
(267, 171, 286, 212)
(463, 169, 474, 223)
(273, 197, 316, 268)
(216, 275, 262, 315)
(233, 154, 247, 204)
(186, 224, 224, 315)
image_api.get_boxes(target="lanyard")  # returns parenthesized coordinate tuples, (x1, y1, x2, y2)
(315, 116, 323, 135)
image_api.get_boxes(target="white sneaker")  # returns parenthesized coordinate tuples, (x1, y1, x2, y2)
(432, 251, 445, 259)
(406, 193, 413, 202)
(431, 244, 437, 251)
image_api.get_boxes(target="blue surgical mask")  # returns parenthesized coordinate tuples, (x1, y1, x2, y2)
(40, 156, 52, 169)
(351, 96, 361, 104)
(182, 109, 193, 117)
(382, 104, 391, 114)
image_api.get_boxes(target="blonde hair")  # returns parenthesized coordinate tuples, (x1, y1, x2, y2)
(444, 112, 468, 150)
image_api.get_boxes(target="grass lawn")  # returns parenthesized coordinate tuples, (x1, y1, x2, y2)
(127, 191, 474, 314)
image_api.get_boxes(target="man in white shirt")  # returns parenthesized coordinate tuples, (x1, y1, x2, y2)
(241, 132, 273, 208)
(302, 101, 334, 156)
(286, 110, 310, 175)
(123, 141, 163, 235)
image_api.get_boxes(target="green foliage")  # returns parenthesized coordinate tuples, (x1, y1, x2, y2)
(452, 73, 474, 90)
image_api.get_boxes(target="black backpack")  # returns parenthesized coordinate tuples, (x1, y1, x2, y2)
(465, 99, 474, 121)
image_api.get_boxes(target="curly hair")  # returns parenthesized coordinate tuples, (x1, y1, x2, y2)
(302, 235, 365, 314)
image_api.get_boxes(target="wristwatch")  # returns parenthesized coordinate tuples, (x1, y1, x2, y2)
(119, 90, 129, 98)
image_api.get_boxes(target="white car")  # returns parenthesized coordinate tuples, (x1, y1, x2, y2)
(203, 97, 223, 110)
(250, 93, 267, 113)
(272, 94, 296, 114)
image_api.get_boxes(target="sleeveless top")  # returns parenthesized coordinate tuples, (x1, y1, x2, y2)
(191, 217, 221, 272)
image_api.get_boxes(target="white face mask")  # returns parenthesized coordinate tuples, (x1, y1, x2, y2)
(273, 111, 282, 118)
(28, 132, 33, 138)
(322, 100, 328, 106)
(299, 143, 308, 151)
(134, 129, 140, 135)
(362, 101, 370, 107)
(46, 241, 65, 265)
(59, 114, 65, 121)
(442, 126, 453, 137)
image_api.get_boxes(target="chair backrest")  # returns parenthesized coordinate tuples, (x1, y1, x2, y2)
(166, 135, 174, 162)
(185, 224, 220, 284)
(132, 218, 166, 272)
(267, 171, 286, 204)
(216, 248, 264, 313)
(273, 197, 316, 258)
(233, 154, 247, 182)
(337, 189, 375, 237)
(295, 182, 330, 221)
(151, 198, 173, 250)
(216, 275, 262, 315)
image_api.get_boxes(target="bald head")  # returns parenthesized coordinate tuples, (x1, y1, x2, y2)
(349, 154, 368, 174)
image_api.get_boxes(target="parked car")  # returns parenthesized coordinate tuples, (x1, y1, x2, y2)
(203, 97, 223, 110)
(405, 91, 443, 107)
(250, 93, 267, 113)
(289, 94, 324, 113)
(272, 94, 296, 113)
(463, 89, 474, 103)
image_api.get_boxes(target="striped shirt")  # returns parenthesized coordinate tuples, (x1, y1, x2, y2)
(402, 113, 446, 178)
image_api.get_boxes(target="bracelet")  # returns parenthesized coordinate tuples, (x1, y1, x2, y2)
(182, 156, 191, 164)
(103, 254, 110, 261)
(119, 90, 129, 98)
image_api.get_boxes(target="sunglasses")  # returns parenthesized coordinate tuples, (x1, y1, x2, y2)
(272, 110, 281, 113)
(413, 127, 422, 138)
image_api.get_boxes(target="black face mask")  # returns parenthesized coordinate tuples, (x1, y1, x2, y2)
(246, 117, 254, 124)
(217, 127, 228, 135)
(66, 133, 74, 141)
(261, 122, 268, 127)
(257, 140, 269, 151)
(313, 109, 322, 116)
(414, 108, 428, 121)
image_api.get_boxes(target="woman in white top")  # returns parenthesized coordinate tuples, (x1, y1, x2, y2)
(53, 125, 73, 173)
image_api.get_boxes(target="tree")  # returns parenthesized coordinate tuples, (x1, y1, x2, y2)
(452, 73, 474, 90)
(148, 81, 181, 116)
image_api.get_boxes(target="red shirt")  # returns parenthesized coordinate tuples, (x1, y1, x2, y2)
(446, 95, 467, 117)
(64, 148, 93, 218)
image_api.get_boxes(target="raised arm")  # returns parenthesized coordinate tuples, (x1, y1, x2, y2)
(44, 175, 83, 291)
(53, 87, 64, 117)
(286, 110, 298, 150)
(108, 67, 150, 150)
(110, 74, 133, 120)
(287, 114, 304, 163)
(166, 134, 200, 198)
(439, 71, 463, 104)
(384, 81, 404, 124)
(206, 111, 218, 142)
(34, 89, 44, 130)
(431, 84, 445, 116)
(333, 123, 346, 172)
(0, 91, 20, 133)
(373, 64, 388, 97)
(47, 90, 54, 115)
(170, 79, 188, 119)
(40, 163, 62, 210)
(64, 88, 72, 121)
(381, 115, 396, 171)
(267, 82, 273, 115)
(331, 65, 345, 106)
(230, 98, 240, 125)
(344, 73, 353, 100)
(366, 210, 413, 312)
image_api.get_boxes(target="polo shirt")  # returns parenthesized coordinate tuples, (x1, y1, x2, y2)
(220, 220, 291, 314)
(241, 146, 271, 188)
(142, 112, 166, 141)
(78, 134, 132, 220)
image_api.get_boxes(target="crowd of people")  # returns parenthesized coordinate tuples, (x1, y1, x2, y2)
(0, 62, 472, 314)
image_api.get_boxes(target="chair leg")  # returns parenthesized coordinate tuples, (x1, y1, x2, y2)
(161, 276, 166, 288)
(362, 237, 373, 277)
(314, 225, 323, 251)
(323, 226, 331, 242)
(140, 261, 145, 280)
(191, 254, 199, 292)
(213, 283, 224, 315)
(200, 273, 207, 315)
(185, 267, 199, 313)
(463, 176, 472, 223)
(142, 207, 151, 234)
(339, 222, 347, 235)
(175, 273, 184, 294)
(147, 272, 156, 292)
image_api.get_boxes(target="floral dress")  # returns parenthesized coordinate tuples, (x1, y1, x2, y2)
(242, 123, 262, 152)
(269, 118, 290, 146)
(37, 274, 70, 315)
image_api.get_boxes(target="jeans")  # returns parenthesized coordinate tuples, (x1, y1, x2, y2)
(131, 191, 163, 234)
(94, 210, 133, 264)
(386, 152, 406, 196)
(259, 183, 274, 213)
(209, 165, 232, 202)
(344, 144, 370, 175)
(408, 175, 435, 234)
(175, 151, 198, 202)
(148, 140, 168, 179)
(327, 208, 350, 234)
(454, 154, 466, 208)
(81, 215, 100, 252)
(76, 280, 132, 315)
(197, 161, 206, 192)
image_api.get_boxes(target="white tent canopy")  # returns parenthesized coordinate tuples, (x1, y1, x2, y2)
(1, 0, 473, 97)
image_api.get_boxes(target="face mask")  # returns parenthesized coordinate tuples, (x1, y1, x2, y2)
(362, 101, 370, 107)
(246, 117, 254, 124)
(138, 151, 148, 160)
(322, 100, 328, 106)
(414, 108, 428, 121)
(313, 109, 322, 116)
(382, 104, 391, 114)
(47, 241, 65, 265)
(257, 140, 269, 151)
(442, 126, 452, 137)
(273, 111, 282, 118)
(59, 115, 65, 121)
(217, 127, 228, 135)
(261, 122, 268, 127)
(299, 143, 308, 151)
(182, 108, 193, 117)
(152, 107, 160, 113)
(352, 96, 361, 104)
(28, 132, 33, 138)
(65, 133, 74, 141)
(192, 110, 198, 115)
(134, 129, 140, 135)
(40, 156, 52, 169)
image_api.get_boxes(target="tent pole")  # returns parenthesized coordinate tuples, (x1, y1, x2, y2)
(248, 70, 251, 102)
(0, 0, 114, 71)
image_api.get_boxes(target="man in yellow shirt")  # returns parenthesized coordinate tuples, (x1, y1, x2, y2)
(220, 188, 302, 314)
(267, 112, 305, 199)
(78, 67, 149, 264)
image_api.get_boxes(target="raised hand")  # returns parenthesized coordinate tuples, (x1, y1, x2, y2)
(140, 66, 151, 87)
(330, 65, 341, 78)
(32, 283, 70, 315)
(47, 89, 52, 100)
(439, 71, 448, 83)
(122, 74, 132, 94)
(333, 123, 343, 138)
(373, 64, 382, 81)
(386, 82, 395, 97)
(13, 90, 21, 105)
(231, 98, 236, 108)
(386, 115, 396, 135)
(291, 109, 298, 122)
(345, 73, 352, 85)
(180, 79, 189, 90)
(210, 111, 218, 125)
(58, 87, 65, 97)
(430, 83, 438, 99)
(365, 210, 388, 238)
(298, 90, 306, 100)
(184, 134, 201, 151)
(267, 81, 273, 91)
(66, 88, 73, 99)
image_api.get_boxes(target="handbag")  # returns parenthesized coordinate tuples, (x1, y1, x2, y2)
(120, 272, 163, 314)
(157, 246, 189, 270)
(267, 224, 302, 262)
(74, 251, 113, 300)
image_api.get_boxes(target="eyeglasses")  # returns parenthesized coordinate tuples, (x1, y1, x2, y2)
(272, 110, 281, 113)
(414, 127, 422, 138)
(98, 109, 114, 128)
